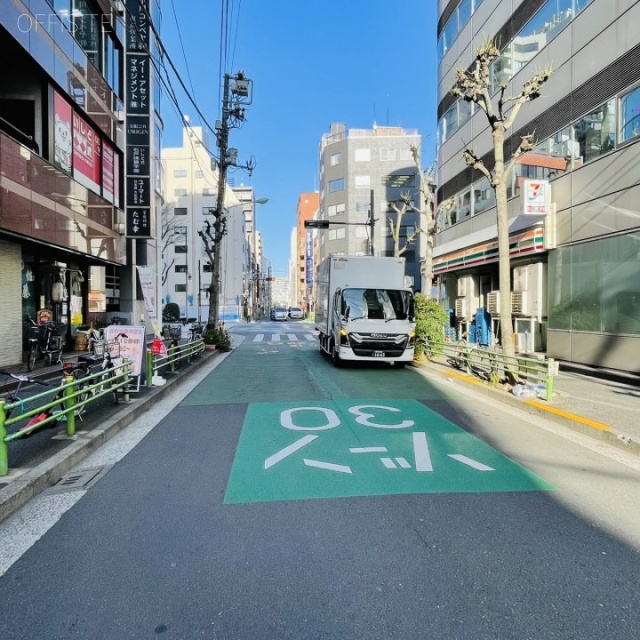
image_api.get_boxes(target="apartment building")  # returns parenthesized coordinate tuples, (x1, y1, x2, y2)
(294, 192, 319, 312)
(161, 125, 250, 322)
(0, 0, 159, 366)
(318, 123, 424, 291)
(435, 0, 640, 371)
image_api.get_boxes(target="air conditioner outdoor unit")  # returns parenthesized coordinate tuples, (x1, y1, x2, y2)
(487, 291, 500, 316)
(511, 290, 529, 315)
(455, 298, 468, 319)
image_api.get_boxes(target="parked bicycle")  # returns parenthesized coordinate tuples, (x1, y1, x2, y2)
(187, 322, 204, 343)
(24, 316, 63, 372)
(0, 371, 57, 437)
(61, 332, 129, 418)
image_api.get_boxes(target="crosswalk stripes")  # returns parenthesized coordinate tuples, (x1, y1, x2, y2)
(248, 332, 316, 344)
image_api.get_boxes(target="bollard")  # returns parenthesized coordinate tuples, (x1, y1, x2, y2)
(0, 400, 8, 476)
(64, 375, 76, 437)
(170, 343, 176, 373)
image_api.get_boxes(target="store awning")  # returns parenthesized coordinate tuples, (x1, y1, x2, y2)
(433, 227, 545, 275)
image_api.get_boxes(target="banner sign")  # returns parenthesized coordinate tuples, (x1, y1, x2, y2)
(136, 266, 161, 336)
(53, 91, 73, 174)
(104, 325, 146, 378)
(306, 230, 313, 285)
(522, 179, 550, 216)
(125, 0, 152, 238)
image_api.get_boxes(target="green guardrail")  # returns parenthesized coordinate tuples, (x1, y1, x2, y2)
(146, 338, 205, 387)
(421, 338, 557, 402)
(0, 361, 131, 476)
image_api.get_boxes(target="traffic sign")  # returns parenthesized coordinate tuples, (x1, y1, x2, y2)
(224, 399, 556, 504)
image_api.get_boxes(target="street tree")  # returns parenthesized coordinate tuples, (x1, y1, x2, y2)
(450, 41, 551, 373)
(386, 146, 436, 297)
(160, 204, 186, 286)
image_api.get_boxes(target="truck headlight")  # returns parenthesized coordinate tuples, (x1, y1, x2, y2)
(339, 328, 349, 345)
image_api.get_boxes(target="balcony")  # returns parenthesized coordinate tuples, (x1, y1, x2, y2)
(0, 131, 125, 263)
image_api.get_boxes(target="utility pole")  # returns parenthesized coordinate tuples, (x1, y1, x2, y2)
(369, 189, 375, 256)
(200, 71, 254, 327)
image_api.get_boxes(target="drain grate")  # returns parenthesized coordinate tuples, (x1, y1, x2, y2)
(47, 466, 111, 494)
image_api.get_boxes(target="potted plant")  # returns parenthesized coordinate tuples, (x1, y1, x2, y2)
(203, 324, 232, 352)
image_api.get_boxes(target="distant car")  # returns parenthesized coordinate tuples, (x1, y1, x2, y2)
(273, 307, 288, 321)
(289, 306, 304, 320)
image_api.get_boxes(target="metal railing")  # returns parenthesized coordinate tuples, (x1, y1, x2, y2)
(0, 361, 131, 476)
(422, 339, 558, 402)
(146, 338, 205, 387)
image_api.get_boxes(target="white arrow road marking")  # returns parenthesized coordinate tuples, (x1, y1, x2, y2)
(303, 459, 352, 474)
(448, 454, 495, 471)
(264, 435, 318, 469)
(253, 334, 264, 342)
(413, 432, 433, 472)
(349, 447, 388, 453)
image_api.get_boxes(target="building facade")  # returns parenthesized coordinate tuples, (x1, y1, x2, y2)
(294, 192, 319, 312)
(435, 0, 640, 371)
(318, 123, 424, 291)
(0, 0, 131, 367)
(161, 125, 250, 322)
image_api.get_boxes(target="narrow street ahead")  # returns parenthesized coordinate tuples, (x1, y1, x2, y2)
(1, 320, 639, 639)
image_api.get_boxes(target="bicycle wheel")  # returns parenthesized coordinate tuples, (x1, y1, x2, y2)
(70, 370, 90, 418)
(27, 344, 37, 372)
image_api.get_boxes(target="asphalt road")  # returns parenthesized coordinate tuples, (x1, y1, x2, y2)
(0, 320, 639, 639)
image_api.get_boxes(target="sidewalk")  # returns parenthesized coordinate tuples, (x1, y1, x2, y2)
(413, 358, 640, 457)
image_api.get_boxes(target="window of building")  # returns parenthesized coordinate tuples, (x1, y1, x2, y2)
(195, 170, 204, 179)
(355, 148, 371, 162)
(574, 99, 616, 163)
(473, 177, 496, 215)
(174, 189, 187, 197)
(620, 85, 640, 143)
(73, 0, 100, 69)
(174, 207, 187, 216)
(175, 245, 187, 254)
(175, 226, 187, 235)
(355, 175, 371, 188)
(202, 207, 214, 215)
(330, 152, 341, 166)
(175, 265, 187, 273)
(175, 284, 186, 292)
(173, 169, 188, 178)
(458, 0, 472, 29)
(203, 188, 216, 195)
(203, 263, 212, 272)
(328, 229, 337, 241)
(403, 250, 416, 263)
(328, 203, 345, 217)
(380, 148, 397, 162)
(329, 178, 345, 193)
(355, 201, 369, 213)
(400, 225, 416, 237)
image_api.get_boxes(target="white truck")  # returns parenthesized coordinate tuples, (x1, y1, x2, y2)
(314, 255, 416, 366)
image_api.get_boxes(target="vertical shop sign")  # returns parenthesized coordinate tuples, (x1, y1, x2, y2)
(102, 139, 115, 203)
(125, 0, 152, 238)
(306, 231, 313, 286)
(73, 113, 101, 193)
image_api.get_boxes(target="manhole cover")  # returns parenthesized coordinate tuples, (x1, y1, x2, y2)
(47, 466, 111, 494)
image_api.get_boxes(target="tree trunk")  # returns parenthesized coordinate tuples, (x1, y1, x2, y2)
(493, 124, 516, 376)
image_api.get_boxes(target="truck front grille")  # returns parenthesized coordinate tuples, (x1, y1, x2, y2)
(347, 333, 408, 357)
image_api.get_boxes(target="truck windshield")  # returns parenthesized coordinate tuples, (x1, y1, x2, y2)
(341, 288, 413, 321)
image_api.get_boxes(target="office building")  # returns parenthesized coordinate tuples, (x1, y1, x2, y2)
(318, 123, 424, 291)
(435, 0, 640, 370)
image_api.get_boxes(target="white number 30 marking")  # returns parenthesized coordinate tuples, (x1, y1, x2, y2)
(348, 405, 415, 429)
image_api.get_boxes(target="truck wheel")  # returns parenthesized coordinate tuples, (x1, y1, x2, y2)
(331, 342, 342, 368)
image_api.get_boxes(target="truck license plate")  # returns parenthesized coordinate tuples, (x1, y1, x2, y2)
(373, 351, 385, 357)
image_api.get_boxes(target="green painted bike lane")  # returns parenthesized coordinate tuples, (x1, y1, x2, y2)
(181, 337, 555, 503)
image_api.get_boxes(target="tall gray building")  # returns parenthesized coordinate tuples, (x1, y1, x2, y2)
(435, 0, 640, 371)
(318, 123, 423, 291)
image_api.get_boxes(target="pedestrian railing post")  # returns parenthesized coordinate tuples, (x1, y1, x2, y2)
(146, 349, 153, 387)
(170, 343, 176, 373)
(123, 359, 131, 403)
(546, 358, 555, 402)
(0, 400, 8, 476)
(64, 375, 76, 437)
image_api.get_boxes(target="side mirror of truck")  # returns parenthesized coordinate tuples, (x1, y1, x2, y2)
(408, 300, 416, 322)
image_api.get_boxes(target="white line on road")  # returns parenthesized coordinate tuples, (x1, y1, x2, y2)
(381, 457, 396, 469)
(303, 459, 352, 473)
(395, 457, 412, 469)
(349, 447, 388, 453)
(448, 454, 495, 471)
(253, 334, 264, 342)
(286, 334, 298, 341)
(413, 432, 433, 472)
(304, 335, 316, 341)
(271, 334, 281, 343)
(264, 435, 318, 469)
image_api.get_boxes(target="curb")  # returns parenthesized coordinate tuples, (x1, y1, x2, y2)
(412, 361, 640, 458)
(0, 350, 219, 525)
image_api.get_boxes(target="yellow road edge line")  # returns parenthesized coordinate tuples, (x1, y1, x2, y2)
(523, 399, 612, 431)
(435, 366, 613, 432)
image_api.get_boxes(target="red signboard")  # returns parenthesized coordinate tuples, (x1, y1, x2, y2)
(53, 91, 73, 174)
(73, 112, 101, 193)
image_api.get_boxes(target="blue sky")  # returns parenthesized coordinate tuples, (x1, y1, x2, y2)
(161, 0, 438, 277)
